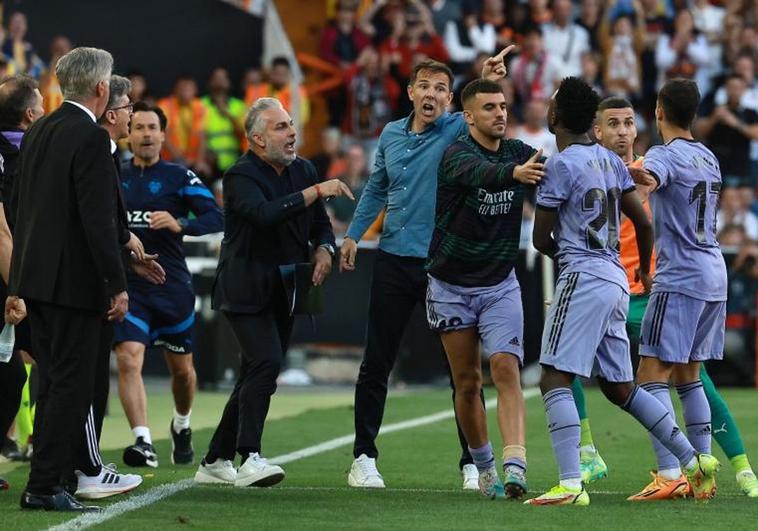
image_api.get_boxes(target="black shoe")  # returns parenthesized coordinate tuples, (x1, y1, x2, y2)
(1, 437, 24, 462)
(0, 477, 9, 490)
(170, 421, 194, 465)
(20, 490, 101, 512)
(123, 437, 158, 468)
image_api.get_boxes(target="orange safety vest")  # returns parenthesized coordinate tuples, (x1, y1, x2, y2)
(158, 96, 206, 162)
(40, 72, 63, 114)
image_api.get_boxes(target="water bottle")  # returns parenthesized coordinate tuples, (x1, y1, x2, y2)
(0, 323, 15, 363)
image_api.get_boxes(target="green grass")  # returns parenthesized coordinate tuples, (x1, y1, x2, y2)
(2, 387, 758, 530)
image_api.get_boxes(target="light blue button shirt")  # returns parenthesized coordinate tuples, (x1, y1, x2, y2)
(345, 112, 466, 258)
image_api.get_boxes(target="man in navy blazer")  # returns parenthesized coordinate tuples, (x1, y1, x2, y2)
(194, 97, 352, 488)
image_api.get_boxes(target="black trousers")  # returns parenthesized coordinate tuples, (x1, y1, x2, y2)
(353, 250, 483, 468)
(0, 349, 26, 440)
(26, 300, 101, 494)
(207, 298, 293, 460)
(72, 322, 113, 476)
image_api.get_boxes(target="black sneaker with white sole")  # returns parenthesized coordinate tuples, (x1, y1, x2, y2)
(170, 422, 194, 465)
(122, 437, 158, 468)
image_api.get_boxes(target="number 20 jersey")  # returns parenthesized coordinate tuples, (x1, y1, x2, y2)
(643, 138, 727, 302)
(536, 142, 635, 292)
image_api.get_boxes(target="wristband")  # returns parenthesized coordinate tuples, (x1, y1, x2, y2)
(315, 183, 323, 199)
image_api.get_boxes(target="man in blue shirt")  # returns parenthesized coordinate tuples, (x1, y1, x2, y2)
(114, 102, 223, 469)
(341, 49, 512, 489)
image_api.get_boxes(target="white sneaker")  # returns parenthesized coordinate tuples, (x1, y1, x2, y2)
(234, 453, 285, 488)
(194, 458, 237, 485)
(462, 464, 479, 490)
(75, 464, 143, 500)
(348, 454, 385, 488)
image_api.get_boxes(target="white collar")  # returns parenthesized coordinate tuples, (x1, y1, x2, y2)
(64, 100, 96, 123)
(110, 138, 117, 154)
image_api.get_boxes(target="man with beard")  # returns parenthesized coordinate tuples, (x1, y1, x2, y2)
(194, 97, 350, 487)
(426, 78, 543, 500)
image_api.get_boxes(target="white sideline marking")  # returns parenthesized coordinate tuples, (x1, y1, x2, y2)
(51, 388, 540, 530)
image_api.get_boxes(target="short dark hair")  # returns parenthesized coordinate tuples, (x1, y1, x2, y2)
(132, 100, 167, 131)
(555, 76, 600, 134)
(523, 24, 543, 38)
(0, 74, 39, 129)
(174, 73, 195, 84)
(597, 96, 633, 114)
(271, 56, 291, 69)
(657, 78, 700, 130)
(461, 78, 503, 107)
(409, 59, 454, 90)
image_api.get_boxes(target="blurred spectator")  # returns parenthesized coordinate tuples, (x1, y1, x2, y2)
(241, 67, 263, 95)
(639, 0, 672, 116)
(528, 0, 553, 26)
(2, 12, 43, 78)
(455, 51, 490, 95)
(320, 0, 371, 126)
(717, 186, 758, 241)
(580, 51, 603, 95)
(510, 25, 562, 105)
(714, 53, 758, 111)
(360, 0, 407, 45)
(512, 98, 557, 158)
(379, 2, 448, 116)
(38, 35, 70, 114)
(697, 74, 758, 187)
(311, 127, 347, 180)
(577, 0, 602, 51)
(691, 0, 726, 82)
(443, 2, 497, 77)
(158, 75, 211, 176)
(542, 0, 591, 78)
(481, 0, 516, 49)
(718, 223, 748, 248)
(202, 67, 246, 177)
(244, 57, 310, 128)
(327, 143, 370, 235)
(427, 0, 462, 37)
(320, 0, 371, 68)
(343, 46, 399, 145)
(127, 70, 155, 106)
(600, 13, 642, 100)
(654, 8, 710, 92)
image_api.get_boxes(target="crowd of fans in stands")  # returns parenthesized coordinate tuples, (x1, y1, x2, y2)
(3, 2, 758, 337)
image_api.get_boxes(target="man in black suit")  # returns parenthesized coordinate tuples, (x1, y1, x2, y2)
(9, 47, 129, 512)
(0, 74, 44, 465)
(193, 97, 352, 488)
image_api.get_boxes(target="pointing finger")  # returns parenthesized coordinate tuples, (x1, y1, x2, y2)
(495, 44, 516, 61)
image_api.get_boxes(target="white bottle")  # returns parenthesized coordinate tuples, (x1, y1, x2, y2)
(0, 323, 15, 363)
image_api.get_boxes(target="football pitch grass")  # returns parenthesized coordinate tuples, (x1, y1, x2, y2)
(2, 386, 758, 530)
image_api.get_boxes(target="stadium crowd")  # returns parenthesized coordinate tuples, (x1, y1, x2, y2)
(0, 0, 757, 512)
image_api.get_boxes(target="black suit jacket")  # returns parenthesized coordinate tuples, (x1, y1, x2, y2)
(212, 151, 335, 314)
(9, 102, 127, 312)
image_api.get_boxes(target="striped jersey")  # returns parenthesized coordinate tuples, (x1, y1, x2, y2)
(426, 134, 536, 287)
(536, 142, 635, 292)
(643, 138, 727, 301)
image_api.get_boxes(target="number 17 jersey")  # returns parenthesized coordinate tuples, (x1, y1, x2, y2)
(643, 138, 727, 302)
(536, 142, 636, 292)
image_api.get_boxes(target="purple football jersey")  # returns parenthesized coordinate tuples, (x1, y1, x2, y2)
(536, 142, 635, 291)
(643, 139, 727, 301)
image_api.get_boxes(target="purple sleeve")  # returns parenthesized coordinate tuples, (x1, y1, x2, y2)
(536, 156, 571, 209)
(642, 146, 671, 189)
(616, 156, 635, 192)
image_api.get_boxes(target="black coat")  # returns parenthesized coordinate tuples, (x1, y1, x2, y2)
(9, 102, 127, 312)
(212, 151, 335, 314)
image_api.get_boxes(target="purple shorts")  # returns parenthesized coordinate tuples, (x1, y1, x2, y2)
(639, 291, 726, 363)
(425, 271, 524, 361)
(539, 272, 633, 383)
